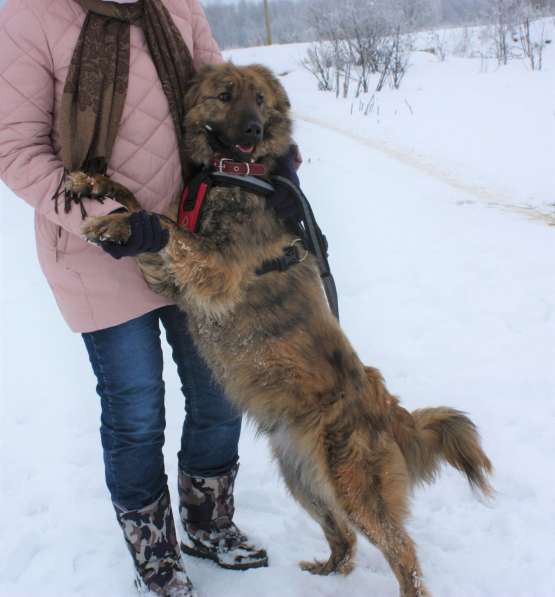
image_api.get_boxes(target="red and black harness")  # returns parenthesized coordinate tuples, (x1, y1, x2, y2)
(177, 157, 309, 278)
(177, 157, 339, 319)
(178, 157, 272, 233)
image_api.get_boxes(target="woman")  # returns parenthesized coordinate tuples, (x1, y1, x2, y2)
(0, 1, 301, 594)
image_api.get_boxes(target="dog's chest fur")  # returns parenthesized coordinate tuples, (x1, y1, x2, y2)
(197, 186, 282, 250)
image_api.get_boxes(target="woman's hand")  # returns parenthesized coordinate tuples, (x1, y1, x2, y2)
(291, 143, 303, 171)
(268, 145, 304, 226)
(100, 211, 169, 259)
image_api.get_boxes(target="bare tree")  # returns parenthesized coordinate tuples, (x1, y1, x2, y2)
(203, 0, 554, 51)
(263, 0, 272, 45)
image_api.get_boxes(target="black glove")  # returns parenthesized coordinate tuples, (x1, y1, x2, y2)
(268, 145, 304, 226)
(101, 211, 169, 260)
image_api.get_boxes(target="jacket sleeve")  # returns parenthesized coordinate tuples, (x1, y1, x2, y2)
(188, 0, 224, 68)
(0, 0, 124, 237)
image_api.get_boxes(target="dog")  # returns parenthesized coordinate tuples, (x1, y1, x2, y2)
(74, 63, 492, 597)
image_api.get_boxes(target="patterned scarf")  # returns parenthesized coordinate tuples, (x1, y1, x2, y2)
(62, 0, 195, 181)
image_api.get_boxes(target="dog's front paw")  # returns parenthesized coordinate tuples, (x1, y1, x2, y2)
(65, 171, 94, 198)
(81, 214, 132, 245)
(65, 171, 114, 200)
(86, 174, 114, 199)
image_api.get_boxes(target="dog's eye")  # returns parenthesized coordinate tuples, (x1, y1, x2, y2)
(256, 93, 265, 106)
(218, 91, 232, 103)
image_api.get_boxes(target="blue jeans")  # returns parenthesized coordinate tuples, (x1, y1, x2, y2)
(82, 306, 242, 511)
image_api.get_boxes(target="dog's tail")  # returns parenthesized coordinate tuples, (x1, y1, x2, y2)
(394, 406, 493, 496)
(364, 368, 493, 496)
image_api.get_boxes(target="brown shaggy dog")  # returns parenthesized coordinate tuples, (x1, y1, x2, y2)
(75, 64, 492, 597)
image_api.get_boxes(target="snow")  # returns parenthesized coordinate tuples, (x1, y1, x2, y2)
(2, 23, 555, 597)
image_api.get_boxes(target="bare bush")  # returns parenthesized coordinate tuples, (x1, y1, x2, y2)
(519, 17, 548, 69)
(486, 0, 553, 67)
(301, 44, 334, 91)
(303, 0, 412, 95)
(389, 28, 412, 89)
(490, 0, 517, 65)
(431, 30, 449, 61)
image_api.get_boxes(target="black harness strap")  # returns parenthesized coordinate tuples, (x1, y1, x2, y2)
(209, 172, 275, 196)
(256, 239, 308, 276)
(270, 176, 340, 321)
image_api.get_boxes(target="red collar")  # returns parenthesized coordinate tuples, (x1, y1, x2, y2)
(211, 156, 268, 177)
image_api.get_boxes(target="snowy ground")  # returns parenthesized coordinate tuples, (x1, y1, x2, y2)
(2, 28, 555, 597)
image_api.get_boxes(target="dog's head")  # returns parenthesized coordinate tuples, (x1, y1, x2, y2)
(183, 63, 292, 166)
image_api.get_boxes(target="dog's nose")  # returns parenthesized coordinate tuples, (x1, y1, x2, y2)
(244, 121, 263, 141)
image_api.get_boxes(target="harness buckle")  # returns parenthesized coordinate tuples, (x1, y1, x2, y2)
(280, 246, 300, 270)
(290, 238, 309, 263)
(279, 239, 309, 271)
(255, 238, 309, 276)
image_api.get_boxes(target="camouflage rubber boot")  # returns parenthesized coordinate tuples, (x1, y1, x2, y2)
(115, 488, 197, 596)
(178, 463, 268, 570)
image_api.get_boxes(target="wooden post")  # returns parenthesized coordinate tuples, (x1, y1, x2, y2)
(264, 0, 272, 46)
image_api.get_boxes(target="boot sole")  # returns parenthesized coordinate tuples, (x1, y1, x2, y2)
(180, 541, 269, 571)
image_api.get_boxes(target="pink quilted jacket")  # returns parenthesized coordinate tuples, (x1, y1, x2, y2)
(0, 0, 223, 332)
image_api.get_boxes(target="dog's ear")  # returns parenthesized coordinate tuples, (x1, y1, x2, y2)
(184, 64, 219, 113)
(249, 65, 291, 114)
(183, 76, 202, 114)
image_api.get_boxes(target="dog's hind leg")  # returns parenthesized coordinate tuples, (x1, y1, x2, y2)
(332, 441, 430, 596)
(354, 515, 428, 597)
(271, 435, 356, 576)
(298, 509, 356, 576)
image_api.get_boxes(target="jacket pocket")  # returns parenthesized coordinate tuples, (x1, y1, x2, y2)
(34, 213, 64, 256)
(55, 225, 70, 260)
(34, 217, 69, 261)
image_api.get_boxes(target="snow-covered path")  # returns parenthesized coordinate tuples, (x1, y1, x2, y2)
(297, 112, 555, 227)
(2, 103, 555, 596)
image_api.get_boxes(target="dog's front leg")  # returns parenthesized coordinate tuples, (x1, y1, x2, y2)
(81, 214, 242, 312)
(162, 223, 243, 313)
